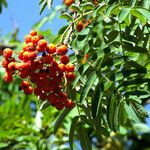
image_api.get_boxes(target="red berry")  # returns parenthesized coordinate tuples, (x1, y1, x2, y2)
(57, 45, 68, 55)
(38, 39, 47, 49)
(1, 59, 9, 68)
(64, 0, 74, 7)
(46, 44, 56, 54)
(25, 42, 35, 51)
(4, 70, 13, 83)
(34, 87, 42, 96)
(43, 54, 54, 64)
(60, 55, 69, 64)
(58, 63, 66, 72)
(31, 35, 40, 45)
(39, 93, 47, 101)
(8, 62, 16, 71)
(25, 35, 32, 43)
(21, 81, 30, 88)
(66, 64, 75, 72)
(48, 93, 58, 104)
(77, 21, 84, 32)
(18, 70, 29, 78)
(30, 30, 37, 36)
(66, 72, 76, 81)
(65, 100, 74, 108)
(24, 86, 33, 94)
(55, 103, 64, 110)
(3, 48, 13, 59)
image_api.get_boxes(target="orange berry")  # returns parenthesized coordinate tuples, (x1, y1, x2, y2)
(8, 62, 16, 71)
(1, 59, 9, 68)
(31, 35, 40, 45)
(3, 48, 13, 59)
(66, 64, 75, 72)
(77, 21, 84, 32)
(4, 70, 13, 83)
(58, 63, 66, 72)
(25, 35, 32, 43)
(46, 44, 56, 54)
(30, 30, 37, 36)
(64, 0, 74, 7)
(57, 45, 68, 55)
(38, 39, 47, 49)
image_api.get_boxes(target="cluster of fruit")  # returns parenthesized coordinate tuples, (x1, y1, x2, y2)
(1, 30, 75, 110)
(63, 0, 98, 7)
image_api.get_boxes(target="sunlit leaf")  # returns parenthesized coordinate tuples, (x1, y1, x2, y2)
(59, 12, 73, 21)
(82, 2, 95, 12)
(118, 7, 131, 23)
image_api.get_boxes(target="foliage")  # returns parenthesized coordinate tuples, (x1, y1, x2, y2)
(0, 0, 150, 149)
(0, 0, 7, 13)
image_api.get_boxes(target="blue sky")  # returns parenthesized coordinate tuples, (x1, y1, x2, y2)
(0, 0, 66, 41)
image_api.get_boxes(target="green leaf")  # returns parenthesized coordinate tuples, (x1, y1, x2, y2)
(126, 60, 146, 69)
(77, 124, 92, 150)
(118, 7, 131, 23)
(135, 7, 150, 22)
(59, 12, 73, 21)
(70, 4, 82, 14)
(104, 30, 119, 44)
(39, 0, 45, 5)
(52, 34, 62, 44)
(58, 25, 69, 35)
(119, 78, 150, 88)
(132, 102, 148, 119)
(39, 0, 47, 15)
(93, 3, 106, 17)
(78, 28, 90, 36)
(107, 94, 119, 131)
(92, 83, 103, 119)
(73, 63, 90, 88)
(123, 42, 148, 53)
(0, 142, 9, 148)
(118, 100, 128, 125)
(131, 9, 146, 24)
(40, 101, 50, 110)
(0, 5, 2, 13)
(124, 102, 141, 123)
(54, 107, 74, 134)
(69, 116, 79, 150)
(1, 0, 7, 7)
(124, 90, 149, 97)
(77, 35, 88, 49)
(47, 0, 53, 9)
(80, 71, 97, 103)
(134, 123, 150, 133)
(82, 2, 95, 12)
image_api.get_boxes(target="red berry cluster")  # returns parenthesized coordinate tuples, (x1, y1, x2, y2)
(1, 30, 75, 110)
